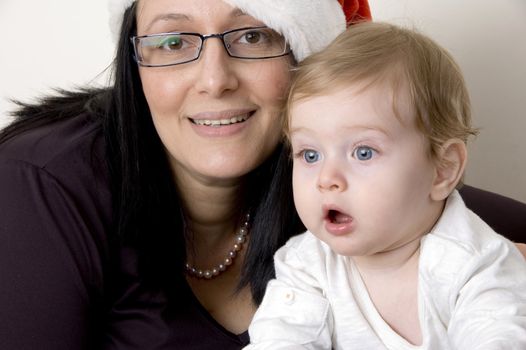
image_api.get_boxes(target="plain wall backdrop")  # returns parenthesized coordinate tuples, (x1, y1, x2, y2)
(1, 0, 525, 202)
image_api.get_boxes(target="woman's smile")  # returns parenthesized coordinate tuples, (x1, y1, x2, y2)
(189, 112, 253, 127)
(187, 109, 257, 137)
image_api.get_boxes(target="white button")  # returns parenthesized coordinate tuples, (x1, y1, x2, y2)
(283, 289, 295, 304)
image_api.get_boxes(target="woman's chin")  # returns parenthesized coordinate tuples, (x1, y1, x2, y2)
(175, 158, 263, 185)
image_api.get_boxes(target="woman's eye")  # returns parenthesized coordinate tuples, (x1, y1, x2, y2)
(237, 28, 279, 44)
(241, 30, 266, 44)
(159, 36, 183, 50)
(353, 146, 375, 161)
(302, 150, 320, 163)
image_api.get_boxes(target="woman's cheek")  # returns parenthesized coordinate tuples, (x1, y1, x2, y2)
(139, 68, 187, 118)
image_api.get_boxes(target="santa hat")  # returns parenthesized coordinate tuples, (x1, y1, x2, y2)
(108, 0, 371, 61)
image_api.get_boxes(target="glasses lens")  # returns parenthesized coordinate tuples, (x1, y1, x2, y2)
(224, 27, 288, 58)
(136, 34, 201, 66)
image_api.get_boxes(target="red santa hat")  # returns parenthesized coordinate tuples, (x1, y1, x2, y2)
(108, 0, 371, 61)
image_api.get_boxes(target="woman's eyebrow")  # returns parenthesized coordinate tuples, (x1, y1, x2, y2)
(145, 13, 191, 32)
(145, 8, 250, 32)
(232, 8, 249, 17)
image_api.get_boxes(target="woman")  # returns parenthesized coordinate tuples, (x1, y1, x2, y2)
(0, 0, 523, 349)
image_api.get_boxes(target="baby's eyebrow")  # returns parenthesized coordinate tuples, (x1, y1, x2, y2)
(287, 126, 305, 135)
(345, 125, 389, 135)
(287, 126, 316, 140)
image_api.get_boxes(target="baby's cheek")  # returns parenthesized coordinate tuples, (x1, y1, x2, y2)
(292, 173, 317, 227)
(292, 166, 316, 198)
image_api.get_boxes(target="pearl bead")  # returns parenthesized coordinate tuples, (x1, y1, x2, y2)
(185, 213, 250, 279)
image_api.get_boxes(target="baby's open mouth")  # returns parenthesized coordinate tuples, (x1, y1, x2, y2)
(327, 209, 353, 224)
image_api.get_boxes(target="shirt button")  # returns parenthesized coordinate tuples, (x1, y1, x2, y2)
(283, 289, 295, 304)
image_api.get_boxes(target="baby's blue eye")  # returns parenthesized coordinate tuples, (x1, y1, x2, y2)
(302, 150, 320, 163)
(354, 146, 375, 161)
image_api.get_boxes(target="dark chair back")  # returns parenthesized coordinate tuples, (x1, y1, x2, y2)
(459, 185, 526, 243)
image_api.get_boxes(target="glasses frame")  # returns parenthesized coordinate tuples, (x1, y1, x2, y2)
(130, 26, 291, 68)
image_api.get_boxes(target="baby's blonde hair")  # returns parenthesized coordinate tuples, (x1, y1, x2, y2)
(284, 21, 478, 162)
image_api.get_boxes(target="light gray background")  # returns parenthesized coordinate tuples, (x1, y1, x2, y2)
(1, 0, 525, 202)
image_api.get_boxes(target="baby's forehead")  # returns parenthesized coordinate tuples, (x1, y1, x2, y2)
(288, 83, 417, 136)
(290, 77, 415, 122)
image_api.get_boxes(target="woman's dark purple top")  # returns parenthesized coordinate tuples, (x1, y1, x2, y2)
(0, 112, 249, 349)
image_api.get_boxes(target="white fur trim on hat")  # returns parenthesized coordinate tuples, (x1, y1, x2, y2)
(107, 0, 346, 61)
(223, 0, 346, 61)
(108, 0, 135, 41)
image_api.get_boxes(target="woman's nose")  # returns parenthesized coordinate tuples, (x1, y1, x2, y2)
(194, 38, 239, 97)
(317, 161, 347, 192)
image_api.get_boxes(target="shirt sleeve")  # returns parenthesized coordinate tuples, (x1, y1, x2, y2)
(448, 239, 526, 349)
(246, 238, 334, 349)
(0, 159, 106, 349)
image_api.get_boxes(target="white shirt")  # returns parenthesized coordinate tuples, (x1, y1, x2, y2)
(245, 191, 526, 349)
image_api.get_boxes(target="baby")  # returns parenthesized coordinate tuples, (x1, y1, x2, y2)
(245, 22, 526, 349)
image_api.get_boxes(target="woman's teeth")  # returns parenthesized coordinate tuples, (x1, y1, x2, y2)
(192, 114, 250, 126)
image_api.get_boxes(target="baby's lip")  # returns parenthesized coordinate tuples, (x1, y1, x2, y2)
(322, 204, 354, 236)
(322, 204, 353, 224)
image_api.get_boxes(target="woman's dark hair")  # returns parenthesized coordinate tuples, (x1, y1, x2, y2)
(105, 2, 188, 292)
(240, 142, 305, 303)
(0, 2, 304, 304)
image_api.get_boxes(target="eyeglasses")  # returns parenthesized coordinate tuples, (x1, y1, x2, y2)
(131, 26, 290, 67)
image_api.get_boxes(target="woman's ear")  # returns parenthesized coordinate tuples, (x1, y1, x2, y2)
(430, 139, 467, 201)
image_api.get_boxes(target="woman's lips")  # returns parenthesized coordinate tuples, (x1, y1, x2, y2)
(189, 112, 252, 126)
(188, 110, 256, 137)
(323, 207, 354, 236)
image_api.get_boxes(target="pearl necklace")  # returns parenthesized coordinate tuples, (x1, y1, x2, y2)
(185, 214, 250, 280)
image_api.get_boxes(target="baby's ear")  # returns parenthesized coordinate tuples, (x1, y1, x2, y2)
(430, 139, 467, 201)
